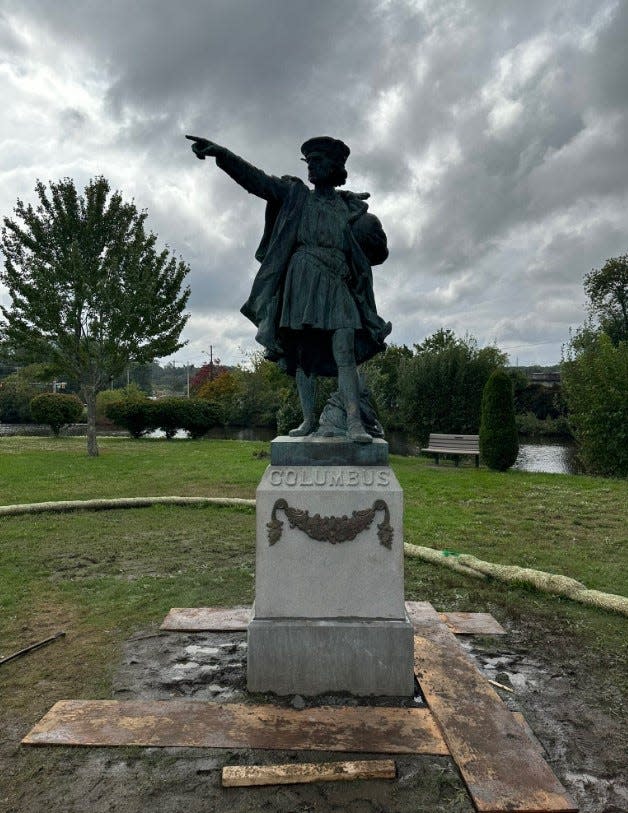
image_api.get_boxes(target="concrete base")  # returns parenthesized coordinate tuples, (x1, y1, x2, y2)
(247, 616, 415, 696)
(270, 436, 389, 467)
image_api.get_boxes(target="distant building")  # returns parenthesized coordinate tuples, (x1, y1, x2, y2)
(527, 371, 561, 387)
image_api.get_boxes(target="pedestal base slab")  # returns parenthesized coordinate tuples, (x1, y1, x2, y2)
(247, 617, 415, 696)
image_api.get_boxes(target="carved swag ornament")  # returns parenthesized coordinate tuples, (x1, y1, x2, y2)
(267, 498, 393, 548)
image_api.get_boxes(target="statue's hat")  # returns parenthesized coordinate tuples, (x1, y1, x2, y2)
(301, 136, 350, 163)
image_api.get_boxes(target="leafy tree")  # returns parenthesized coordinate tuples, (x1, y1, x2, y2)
(399, 331, 507, 443)
(584, 255, 628, 345)
(562, 330, 628, 476)
(0, 177, 190, 455)
(0, 372, 38, 422)
(362, 344, 413, 429)
(196, 370, 242, 422)
(479, 370, 519, 471)
(190, 360, 229, 395)
(30, 392, 83, 436)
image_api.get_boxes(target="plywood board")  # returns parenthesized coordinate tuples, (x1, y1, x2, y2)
(513, 712, 546, 756)
(161, 604, 506, 636)
(23, 700, 449, 755)
(413, 606, 577, 812)
(161, 607, 252, 631)
(222, 759, 396, 787)
(438, 611, 506, 636)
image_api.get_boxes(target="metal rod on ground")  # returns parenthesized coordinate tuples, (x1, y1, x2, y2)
(0, 632, 66, 667)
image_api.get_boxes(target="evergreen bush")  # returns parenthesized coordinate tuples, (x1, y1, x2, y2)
(105, 398, 155, 438)
(152, 397, 184, 439)
(30, 393, 83, 436)
(479, 370, 519, 470)
(178, 398, 222, 439)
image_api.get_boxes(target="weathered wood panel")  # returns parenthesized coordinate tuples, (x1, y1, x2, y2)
(222, 759, 396, 787)
(438, 612, 506, 636)
(23, 700, 449, 755)
(161, 604, 506, 636)
(160, 606, 251, 631)
(413, 606, 577, 812)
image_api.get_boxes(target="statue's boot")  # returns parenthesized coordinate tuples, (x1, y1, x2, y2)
(338, 365, 372, 444)
(288, 368, 317, 437)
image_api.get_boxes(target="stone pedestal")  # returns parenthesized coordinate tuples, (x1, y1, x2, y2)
(247, 436, 415, 696)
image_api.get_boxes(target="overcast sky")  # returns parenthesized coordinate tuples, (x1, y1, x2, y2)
(1, 0, 627, 367)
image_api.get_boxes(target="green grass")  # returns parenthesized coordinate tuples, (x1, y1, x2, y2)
(1, 436, 626, 722)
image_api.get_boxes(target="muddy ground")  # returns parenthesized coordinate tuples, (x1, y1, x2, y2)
(1, 616, 626, 813)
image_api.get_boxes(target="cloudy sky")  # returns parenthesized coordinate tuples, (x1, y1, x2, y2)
(1, 0, 627, 367)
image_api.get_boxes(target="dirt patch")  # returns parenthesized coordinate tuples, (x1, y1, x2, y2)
(1, 618, 626, 813)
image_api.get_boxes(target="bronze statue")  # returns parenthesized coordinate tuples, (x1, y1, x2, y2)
(186, 134, 391, 443)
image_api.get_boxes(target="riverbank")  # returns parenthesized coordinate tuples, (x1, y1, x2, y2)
(1, 437, 626, 811)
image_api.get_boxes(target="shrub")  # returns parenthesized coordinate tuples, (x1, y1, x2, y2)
(562, 331, 628, 476)
(30, 393, 83, 436)
(480, 370, 519, 471)
(178, 398, 222, 438)
(151, 397, 184, 439)
(0, 375, 38, 422)
(105, 398, 155, 438)
(96, 385, 146, 426)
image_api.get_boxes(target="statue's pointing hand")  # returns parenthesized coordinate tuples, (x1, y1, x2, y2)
(185, 135, 221, 160)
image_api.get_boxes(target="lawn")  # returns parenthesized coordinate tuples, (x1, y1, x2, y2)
(1, 435, 626, 716)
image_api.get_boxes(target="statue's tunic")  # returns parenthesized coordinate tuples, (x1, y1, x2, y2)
(280, 192, 361, 332)
(215, 148, 391, 376)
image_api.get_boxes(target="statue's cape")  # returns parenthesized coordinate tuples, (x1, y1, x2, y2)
(240, 178, 391, 376)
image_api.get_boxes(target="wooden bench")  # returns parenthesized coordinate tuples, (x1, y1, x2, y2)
(421, 433, 480, 467)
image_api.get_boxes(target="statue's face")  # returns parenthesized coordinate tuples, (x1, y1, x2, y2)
(305, 151, 336, 185)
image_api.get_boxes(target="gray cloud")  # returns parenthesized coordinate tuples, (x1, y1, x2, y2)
(1, 0, 627, 366)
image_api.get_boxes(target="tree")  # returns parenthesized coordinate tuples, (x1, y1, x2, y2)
(190, 360, 229, 395)
(0, 177, 190, 455)
(584, 254, 628, 345)
(479, 369, 519, 471)
(562, 330, 628, 476)
(399, 330, 507, 444)
(362, 344, 413, 430)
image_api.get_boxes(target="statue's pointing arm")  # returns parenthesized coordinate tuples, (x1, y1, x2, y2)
(186, 135, 288, 203)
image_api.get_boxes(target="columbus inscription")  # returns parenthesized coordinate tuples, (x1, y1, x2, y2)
(269, 468, 390, 488)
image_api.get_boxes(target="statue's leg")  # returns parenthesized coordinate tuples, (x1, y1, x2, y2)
(333, 329, 372, 444)
(288, 367, 318, 436)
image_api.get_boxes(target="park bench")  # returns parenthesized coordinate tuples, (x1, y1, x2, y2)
(421, 433, 480, 467)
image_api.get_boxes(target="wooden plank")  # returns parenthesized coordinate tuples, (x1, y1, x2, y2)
(513, 712, 546, 756)
(438, 612, 507, 636)
(406, 603, 506, 636)
(22, 700, 449, 755)
(161, 606, 252, 631)
(222, 759, 396, 787)
(413, 605, 577, 812)
(161, 604, 506, 636)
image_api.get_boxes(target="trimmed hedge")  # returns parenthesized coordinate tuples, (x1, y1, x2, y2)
(105, 398, 155, 438)
(105, 397, 221, 439)
(30, 393, 84, 436)
(479, 370, 519, 471)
